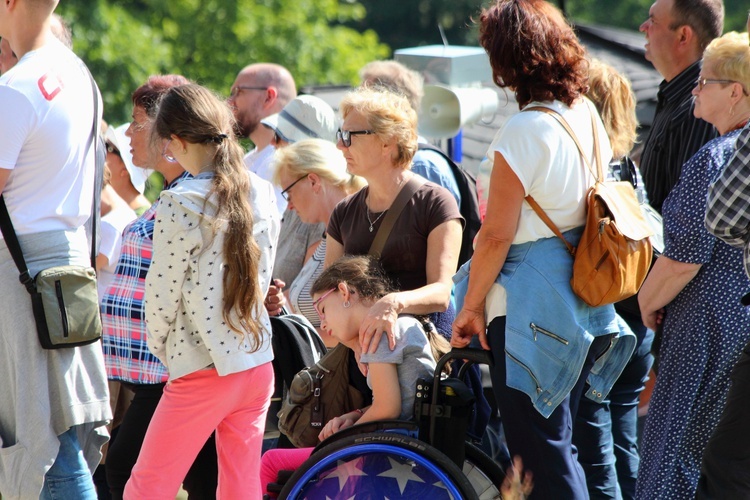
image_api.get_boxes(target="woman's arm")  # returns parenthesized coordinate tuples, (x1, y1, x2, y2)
(359, 218, 462, 353)
(638, 255, 701, 330)
(317, 362, 400, 440)
(95, 253, 109, 272)
(452, 152, 524, 350)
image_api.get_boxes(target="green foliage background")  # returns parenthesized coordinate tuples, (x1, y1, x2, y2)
(56, 0, 750, 126)
(57, 0, 388, 124)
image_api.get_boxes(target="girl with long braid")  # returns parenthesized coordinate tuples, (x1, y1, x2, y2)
(124, 83, 280, 498)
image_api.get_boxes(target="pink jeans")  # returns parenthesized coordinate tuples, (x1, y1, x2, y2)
(124, 362, 274, 499)
(260, 447, 313, 497)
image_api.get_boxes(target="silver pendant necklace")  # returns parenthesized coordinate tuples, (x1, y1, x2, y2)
(366, 205, 387, 232)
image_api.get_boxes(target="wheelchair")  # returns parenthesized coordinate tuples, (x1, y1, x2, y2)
(271, 348, 505, 499)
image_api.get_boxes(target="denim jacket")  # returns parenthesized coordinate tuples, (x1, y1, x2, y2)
(454, 227, 635, 418)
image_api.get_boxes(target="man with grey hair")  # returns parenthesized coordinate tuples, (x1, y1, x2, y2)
(0, 0, 110, 497)
(50, 13, 72, 49)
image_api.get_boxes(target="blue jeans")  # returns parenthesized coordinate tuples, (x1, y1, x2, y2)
(40, 427, 97, 500)
(574, 312, 654, 500)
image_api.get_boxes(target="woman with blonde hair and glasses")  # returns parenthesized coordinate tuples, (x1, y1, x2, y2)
(272, 138, 366, 341)
(636, 31, 750, 499)
(326, 87, 463, 349)
(123, 84, 280, 498)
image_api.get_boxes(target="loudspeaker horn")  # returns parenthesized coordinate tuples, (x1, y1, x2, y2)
(419, 85, 499, 139)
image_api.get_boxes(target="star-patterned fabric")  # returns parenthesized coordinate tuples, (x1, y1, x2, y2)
(144, 172, 280, 381)
(289, 450, 462, 499)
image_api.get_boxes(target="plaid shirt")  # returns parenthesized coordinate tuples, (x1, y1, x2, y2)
(100, 171, 192, 384)
(706, 124, 750, 278)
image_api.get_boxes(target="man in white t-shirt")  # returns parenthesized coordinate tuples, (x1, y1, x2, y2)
(0, 1, 110, 497)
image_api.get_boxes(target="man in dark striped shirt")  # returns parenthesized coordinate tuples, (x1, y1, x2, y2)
(638, 0, 722, 214)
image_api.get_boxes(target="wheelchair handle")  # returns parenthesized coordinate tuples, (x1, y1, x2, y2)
(435, 348, 494, 376)
(428, 347, 493, 448)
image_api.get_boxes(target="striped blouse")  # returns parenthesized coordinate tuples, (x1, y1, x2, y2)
(288, 235, 326, 328)
(639, 61, 717, 214)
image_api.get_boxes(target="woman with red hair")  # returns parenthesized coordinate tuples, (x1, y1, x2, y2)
(452, 1, 635, 498)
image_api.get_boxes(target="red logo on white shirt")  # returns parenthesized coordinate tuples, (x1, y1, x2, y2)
(37, 74, 64, 101)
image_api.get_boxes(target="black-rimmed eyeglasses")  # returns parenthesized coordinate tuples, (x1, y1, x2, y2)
(229, 86, 268, 98)
(281, 174, 308, 201)
(336, 128, 375, 148)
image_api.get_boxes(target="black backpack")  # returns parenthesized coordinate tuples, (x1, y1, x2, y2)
(417, 143, 482, 268)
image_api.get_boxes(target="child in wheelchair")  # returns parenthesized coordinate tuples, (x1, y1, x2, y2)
(262, 255, 533, 498)
(260, 255, 451, 496)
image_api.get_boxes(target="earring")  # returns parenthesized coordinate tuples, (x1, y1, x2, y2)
(343, 300, 351, 308)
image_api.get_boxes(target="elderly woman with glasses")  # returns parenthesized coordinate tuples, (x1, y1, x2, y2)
(325, 87, 463, 350)
(635, 31, 750, 499)
(272, 139, 366, 342)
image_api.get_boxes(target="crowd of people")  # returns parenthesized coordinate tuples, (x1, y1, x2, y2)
(1, 0, 750, 499)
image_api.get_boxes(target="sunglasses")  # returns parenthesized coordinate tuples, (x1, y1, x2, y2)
(312, 288, 337, 319)
(336, 128, 375, 148)
(229, 86, 268, 99)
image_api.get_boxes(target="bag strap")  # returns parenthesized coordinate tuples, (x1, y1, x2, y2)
(0, 60, 101, 291)
(368, 175, 426, 258)
(521, 102, 602, 256)
(523, 195, 577, 256)
(524, 103, 602, 181)
(0, 199, 35, 292)
(83, 63, 102, 269)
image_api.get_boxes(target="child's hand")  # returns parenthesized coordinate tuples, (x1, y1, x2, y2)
(318, 412, 360, 441)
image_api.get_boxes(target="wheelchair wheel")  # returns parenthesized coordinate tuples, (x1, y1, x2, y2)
(464, 442, 505, 499)
(279, 432, 477, 499)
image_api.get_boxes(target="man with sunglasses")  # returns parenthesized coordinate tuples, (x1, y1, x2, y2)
(229, 64, 326, 311)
